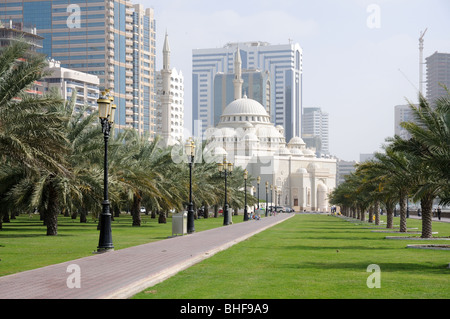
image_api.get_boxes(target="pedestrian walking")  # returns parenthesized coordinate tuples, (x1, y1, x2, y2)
(437, 207, 441, 221)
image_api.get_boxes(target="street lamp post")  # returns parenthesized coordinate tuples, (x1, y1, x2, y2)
(274, 187, 278, 214)
(256, 176, 261, 210)
(185, 138, 196, 233)
(265, 181, 269, 217)
(97, 90, 116, 253)
(270, 184, 273, 214)
(218, 158, 233, 226)
(244, 170, 248, 221)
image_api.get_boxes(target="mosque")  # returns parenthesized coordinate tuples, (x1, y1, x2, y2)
(204, 49, 337, 212)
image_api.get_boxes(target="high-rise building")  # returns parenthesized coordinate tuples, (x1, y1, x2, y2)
(426, 51, 450, 104)
(394, 104, 414, 140)
(336, 159, 357, 186)
(192, 41, 303, 142)
(0, 18, 42, 51)
(0, 0, 156, 136)
(302, 107, 329, 155)
(156, 33, 184, 146)
(37, 59, 100, 114)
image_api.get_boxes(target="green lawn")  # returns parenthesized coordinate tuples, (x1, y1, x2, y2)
(132, 214, 450, 299)
(0, 213, 239, 277)
(1, 213, 449, 299)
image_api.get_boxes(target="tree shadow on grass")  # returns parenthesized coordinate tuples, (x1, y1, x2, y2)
(280, 261, 450, 274)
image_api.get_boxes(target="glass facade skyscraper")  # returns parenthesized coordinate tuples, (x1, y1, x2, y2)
(0, 0, 156, 136)
(213, 70, 271, 127)
(193, 41, 303, 142)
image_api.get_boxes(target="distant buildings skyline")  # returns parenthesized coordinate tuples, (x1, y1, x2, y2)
(192, 41, 303, 143)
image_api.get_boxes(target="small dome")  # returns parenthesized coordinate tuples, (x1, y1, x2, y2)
(278, 147, 291, 155)
(303, 149, 315, 157)
(290, 148, 303, 156)
(288, 136, 306, 147)
(242, 121, 254, 129)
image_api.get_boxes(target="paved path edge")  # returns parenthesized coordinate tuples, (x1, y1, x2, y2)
(102, 213, 295, 299)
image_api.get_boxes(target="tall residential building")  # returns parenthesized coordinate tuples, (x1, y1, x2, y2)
(192, 41, 303, 142)
(0, 0, 156, 136)
(37, 59, 100, 114)
(302, 107, 329, 155)
(426, 51, 450, 104)
(156, 33, 184, 146)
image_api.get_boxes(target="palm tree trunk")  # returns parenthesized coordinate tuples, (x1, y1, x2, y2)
(3, 210, 10, 223)
(131, 194, 141, 227)
(374, 201, 380, 226)
(420, 193, 434, 238)
(399, 193, 407, 233)
(368, 206, 373, 223)
(386, 206, 394, 229)
(45, 181, 59, 236)
(158, 211, 167, 224)
(80, 207, 87, 223)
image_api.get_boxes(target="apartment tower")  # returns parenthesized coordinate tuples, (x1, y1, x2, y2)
(0, 0, 156, 136)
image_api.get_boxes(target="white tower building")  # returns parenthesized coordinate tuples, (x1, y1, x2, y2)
(233, 48, 243, 100)
(156, 32, 184, 146)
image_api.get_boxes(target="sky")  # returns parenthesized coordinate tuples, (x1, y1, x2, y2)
(134, 0, 450, 162)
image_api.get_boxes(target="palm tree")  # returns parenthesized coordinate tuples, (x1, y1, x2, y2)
(0, 41, 71, 235)
(392, 92, 450, 238)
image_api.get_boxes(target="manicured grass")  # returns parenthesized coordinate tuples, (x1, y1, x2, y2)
(132, 214, 450, 299)
(0, 213, 240, 277)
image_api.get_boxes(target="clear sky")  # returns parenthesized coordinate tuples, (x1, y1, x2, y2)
(134, 0, 450, 161)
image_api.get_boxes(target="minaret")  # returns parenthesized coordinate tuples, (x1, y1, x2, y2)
(233, 48, 243, 100)
(161, 31, 172, 146)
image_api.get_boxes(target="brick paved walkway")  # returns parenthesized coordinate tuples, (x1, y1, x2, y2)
(0, 213, 294, 299)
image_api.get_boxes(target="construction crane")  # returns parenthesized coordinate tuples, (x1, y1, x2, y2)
(419, 28, 428, 96)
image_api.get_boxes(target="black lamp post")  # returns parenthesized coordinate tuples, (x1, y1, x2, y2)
(185, 138, 196, 233)
(265, 181, 269, 217)
(218, 158, 233, 226)
(97, 90, 116, 253)
(274, 187, 278, 213)
(270, 184, 273, 214)
(243, 170, 248, 221)
(256, 176, 261, 210)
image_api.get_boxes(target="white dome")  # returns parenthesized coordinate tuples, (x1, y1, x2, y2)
(288, 136, 306, 147)
(222, 97, 269, 117)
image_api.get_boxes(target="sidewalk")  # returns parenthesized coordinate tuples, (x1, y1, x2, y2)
(408, 215, 450, 223)
(0, 213, 294, 299)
